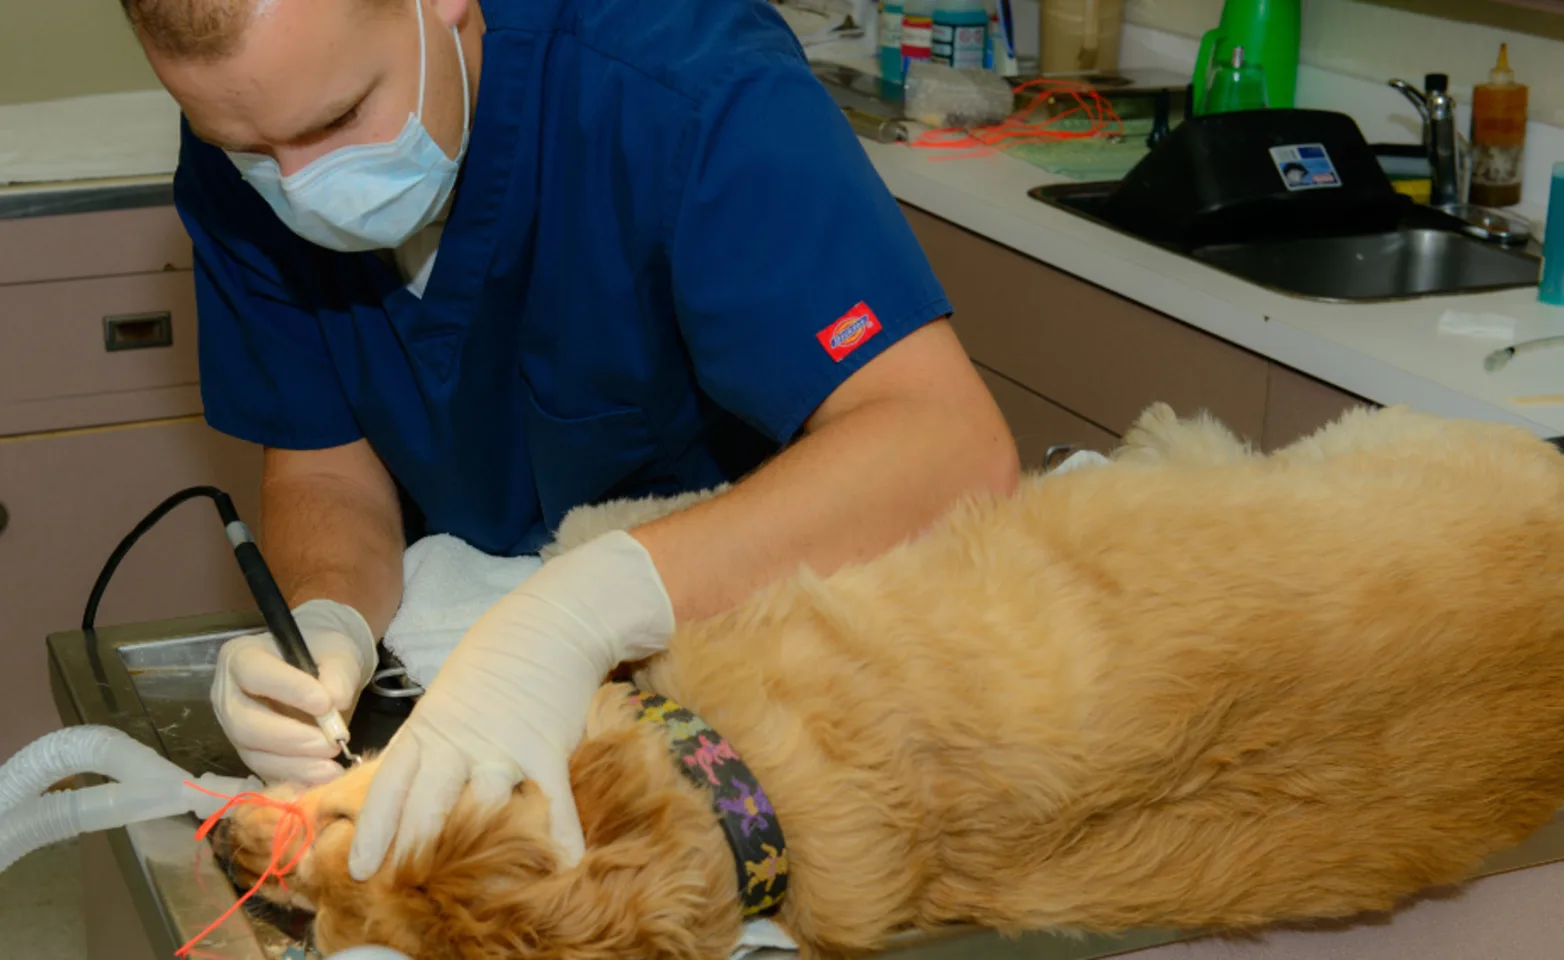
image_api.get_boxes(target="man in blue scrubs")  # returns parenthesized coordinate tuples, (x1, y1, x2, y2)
(127, 0, 1018, 879)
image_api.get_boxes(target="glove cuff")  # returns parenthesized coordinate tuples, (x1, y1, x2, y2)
(587, 530, 677, 660)
(535, 529, 676, 665)
(292, 598, 378, 682)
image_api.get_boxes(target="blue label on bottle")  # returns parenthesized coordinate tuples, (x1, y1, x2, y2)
(930, 19, 986, 69)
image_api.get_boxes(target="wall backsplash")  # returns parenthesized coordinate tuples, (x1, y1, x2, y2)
(0, 2, 160, 107)
(1124, 0, 1564, 126)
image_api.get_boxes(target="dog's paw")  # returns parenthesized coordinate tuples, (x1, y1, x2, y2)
(1113, 403, 1252, 466)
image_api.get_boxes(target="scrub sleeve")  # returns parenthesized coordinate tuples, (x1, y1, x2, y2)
(669, 53, 954, 444)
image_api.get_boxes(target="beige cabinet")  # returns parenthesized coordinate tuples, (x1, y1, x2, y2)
(0, 418, 261, 759)
(0, 205, 261, 761)
(0, 270, 201, 435)
(975, 365, 1118, 471)
(1261, 361, 1366, 452)
(902, 204, 1371, 458)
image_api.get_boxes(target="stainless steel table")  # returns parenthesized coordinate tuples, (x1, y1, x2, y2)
(46, 612, 1564, 960)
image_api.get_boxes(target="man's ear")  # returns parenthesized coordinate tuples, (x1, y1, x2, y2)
(430, 0, 472, 31)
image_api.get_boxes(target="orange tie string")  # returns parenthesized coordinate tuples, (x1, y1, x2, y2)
(176, 780, 317, 959)
(908, 77, 1127, 160)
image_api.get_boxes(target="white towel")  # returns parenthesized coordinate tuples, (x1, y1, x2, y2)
(380, 533, 543, 688)
(1052, 449, 1111, 474)
(378, 534, 801, 958)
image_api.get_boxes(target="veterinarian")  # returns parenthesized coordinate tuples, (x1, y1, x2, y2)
(125, 0, 1018, 881)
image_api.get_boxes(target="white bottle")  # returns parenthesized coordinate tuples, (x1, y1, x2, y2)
(900, 0, 937, 70)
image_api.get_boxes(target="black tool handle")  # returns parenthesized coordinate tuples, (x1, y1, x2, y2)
(233, 540, 320, 678)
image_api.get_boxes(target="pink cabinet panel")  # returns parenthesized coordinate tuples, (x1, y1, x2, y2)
(0, 270, 201, 436)
(0, 206, 192, 286)
(0, 417, 262, 760)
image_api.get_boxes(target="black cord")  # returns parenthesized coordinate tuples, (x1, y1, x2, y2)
(82, 485, 240, 632)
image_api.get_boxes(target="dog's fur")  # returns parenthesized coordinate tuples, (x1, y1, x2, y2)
(216, 403, 1564, 960)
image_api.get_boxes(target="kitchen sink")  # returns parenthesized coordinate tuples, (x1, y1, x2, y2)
(1029, 181, 1543, 303)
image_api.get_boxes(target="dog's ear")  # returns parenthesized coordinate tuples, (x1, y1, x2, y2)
(504, 727, 740, 958)
(316, 726, 740, 959)
(307, 786, 552, 957)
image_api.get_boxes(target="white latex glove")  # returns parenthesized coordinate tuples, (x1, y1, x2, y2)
(211, 598, 378, 785)
(347, 530, 674, 881)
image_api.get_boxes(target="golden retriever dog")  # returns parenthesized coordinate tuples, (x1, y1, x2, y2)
(214, 402, 1564, 960)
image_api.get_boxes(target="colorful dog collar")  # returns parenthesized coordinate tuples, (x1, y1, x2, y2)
(629, 690, 789, 918)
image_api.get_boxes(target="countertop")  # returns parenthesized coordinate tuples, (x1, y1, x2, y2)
(842, 96, 1564, 439)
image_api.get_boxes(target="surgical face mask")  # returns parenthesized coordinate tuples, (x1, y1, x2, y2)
(225, 0, 471, 253)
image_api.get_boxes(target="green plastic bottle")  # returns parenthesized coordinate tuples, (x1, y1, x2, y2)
(1189, 0, 1300, 116)
(1202, 46, 1269, 114)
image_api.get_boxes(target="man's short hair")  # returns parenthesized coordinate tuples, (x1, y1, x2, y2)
(122, 0, 400, 60)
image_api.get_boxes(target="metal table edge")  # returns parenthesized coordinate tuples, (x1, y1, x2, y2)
(49, 610, 269, 960)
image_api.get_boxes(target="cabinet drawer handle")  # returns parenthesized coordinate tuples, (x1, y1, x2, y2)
(0, 502, 8, 538)
(103, 312, 173, 352)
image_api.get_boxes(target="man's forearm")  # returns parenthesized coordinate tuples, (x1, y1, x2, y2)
(631, 322, 1019, 624)
(257, 446, 406, 639)
(633, 393, 1016, 623)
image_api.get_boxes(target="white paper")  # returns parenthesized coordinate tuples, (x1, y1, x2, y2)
(1436, 309, 1519, 343)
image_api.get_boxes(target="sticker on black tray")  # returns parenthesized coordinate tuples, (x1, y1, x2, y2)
(1269, 143, 1342, 191)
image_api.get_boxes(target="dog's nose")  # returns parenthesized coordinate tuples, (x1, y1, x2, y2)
(208, 816, 236, 862)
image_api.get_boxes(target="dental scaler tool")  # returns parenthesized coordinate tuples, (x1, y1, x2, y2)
(82, 486, 362, 767)
(222, 517, 362, 766)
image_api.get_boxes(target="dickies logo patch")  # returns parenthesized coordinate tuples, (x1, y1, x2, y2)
(817, 303, 883, 362)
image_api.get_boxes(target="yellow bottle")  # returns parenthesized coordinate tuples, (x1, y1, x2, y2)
(1469, 43, 1528, 208)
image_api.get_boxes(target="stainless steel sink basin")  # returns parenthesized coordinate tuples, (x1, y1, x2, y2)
(1029, 181, 1542, 303)
(1191, 227, 1541, 301)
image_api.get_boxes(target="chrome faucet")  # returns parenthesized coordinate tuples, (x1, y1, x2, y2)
(1389, 73, 1466, 209)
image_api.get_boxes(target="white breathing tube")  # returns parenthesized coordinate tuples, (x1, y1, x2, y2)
(0, 724, 259, 874)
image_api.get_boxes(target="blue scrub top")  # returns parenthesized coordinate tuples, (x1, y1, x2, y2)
(174, 0, 953, 557)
